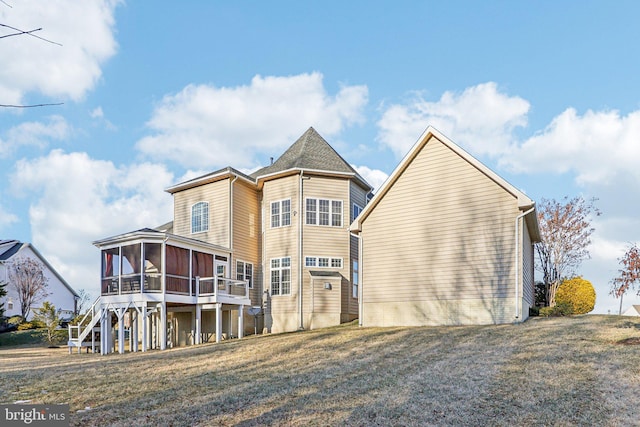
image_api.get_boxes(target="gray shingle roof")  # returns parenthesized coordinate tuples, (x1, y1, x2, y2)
(0, 240, 22, 260)
(251, 127, 358, 178)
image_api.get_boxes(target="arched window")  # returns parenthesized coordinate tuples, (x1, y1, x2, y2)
(191, 201, 209, 233)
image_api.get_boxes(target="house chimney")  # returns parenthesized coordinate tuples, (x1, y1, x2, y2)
(270, 157, 274, 165)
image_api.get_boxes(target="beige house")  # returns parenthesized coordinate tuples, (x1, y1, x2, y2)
(350, 127, 541, 326)
(69, 127, 372, 354)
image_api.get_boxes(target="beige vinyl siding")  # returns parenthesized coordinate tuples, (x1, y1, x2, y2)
(173, 179, 230, 248)
(303, 176, 350, 325)
(231, 180, 261, 306)
(308, 274, 342, 328)
(360, 136, 520, 325)
(262, 175, 299, 332)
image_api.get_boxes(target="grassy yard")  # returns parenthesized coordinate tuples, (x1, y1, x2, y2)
(0, 315, 639, 426)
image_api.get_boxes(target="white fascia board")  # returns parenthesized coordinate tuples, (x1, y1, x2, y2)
(354, 126, 537, 230)
(93, 231, 231, 254)
(165, 169, 255, 194)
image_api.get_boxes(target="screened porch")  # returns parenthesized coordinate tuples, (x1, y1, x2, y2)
(97, 231, 250, 302)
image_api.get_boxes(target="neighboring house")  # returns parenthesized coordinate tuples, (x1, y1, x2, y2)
(73, 128, 373, 354)
(0, 239, 79, 320)
(350, 127, 541, 326)
(622, 305, 640, 316)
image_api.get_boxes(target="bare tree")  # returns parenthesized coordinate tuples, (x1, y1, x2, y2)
(535, 196, 600, 307)
(611, 244, 640, 313)
(0, 281, 6, 318)
(76, 288, 92, 314)
(8, 257, 49, 319)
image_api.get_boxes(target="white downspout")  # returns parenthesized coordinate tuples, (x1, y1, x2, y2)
(230, 175, 238, 251)
(298, 171, 305, 330)
(514, 207, 535, 319)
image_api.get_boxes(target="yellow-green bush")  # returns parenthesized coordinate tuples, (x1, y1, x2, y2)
(556, 277, 596, 315)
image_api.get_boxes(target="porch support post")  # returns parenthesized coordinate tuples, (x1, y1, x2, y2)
(215, 303, 222, 343)
(117, 308, 125, 354)
(195, 304, 202, 345)
(91, 324, 96, 353)
(100, 309, 106, 355)
(141, 302, 148, 352)
(238, 305, 244, 339)
(160, 302, 167, 350)
(132, 310, 139, 352)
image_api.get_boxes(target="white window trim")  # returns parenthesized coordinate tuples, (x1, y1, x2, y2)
(304, 256, 343, 269)
(270, 199, 291, 228)
(236, 259, 254, 289)
(305, 198, 343, 227)
(353, 203, 363, 221)
(270, 256, 291, 296)
(191, 201, 209, 234)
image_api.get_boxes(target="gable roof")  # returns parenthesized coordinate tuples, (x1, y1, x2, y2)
(0, 240, 79, 297)
(350, 126, 540, 241)
(623, 305, 640, 316)
(165, 167, 255, 194)
(0, 240, 22, 260)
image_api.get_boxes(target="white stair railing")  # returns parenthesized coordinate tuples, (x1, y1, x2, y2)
(68, 296, 102, 349)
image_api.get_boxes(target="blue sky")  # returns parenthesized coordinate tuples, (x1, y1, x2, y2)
(2, 1, 640, 314)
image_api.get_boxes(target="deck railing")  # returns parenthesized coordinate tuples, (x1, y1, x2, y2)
(100, 274, 249, 299)
(196, 276, 250, 299)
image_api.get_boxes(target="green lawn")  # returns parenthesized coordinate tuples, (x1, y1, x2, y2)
(0, 315, 639, 426)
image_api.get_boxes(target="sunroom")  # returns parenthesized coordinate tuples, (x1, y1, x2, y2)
(83, 228, 252, 354)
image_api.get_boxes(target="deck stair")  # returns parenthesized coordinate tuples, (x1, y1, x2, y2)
(67, 297, 102, 353)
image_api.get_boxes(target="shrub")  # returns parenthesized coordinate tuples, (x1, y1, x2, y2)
(7, 315, 24, 326)
(529, 306, 540, 317)
(556, 277, 596, 315)
(539, 302, 573, 317)
(15, 319, 46, 330)
(17, 322, 34, 330)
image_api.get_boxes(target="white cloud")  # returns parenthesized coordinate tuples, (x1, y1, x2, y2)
(377, 82, 530, 159)
(90, 107, 104, 119)
(499, 108, 640, 185)
(0, 198, 19, 231)
(10, 150, 174, 296)
(89, 106, 116, 130)
(0, 0, 121, 104)
(136, 72, 369, 169)
(0, 115, 71, 158)
(352, 165, 388, 193)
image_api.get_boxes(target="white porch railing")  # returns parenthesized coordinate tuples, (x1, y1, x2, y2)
(196, 276, 250, 299)
(68, 296, 102, 352)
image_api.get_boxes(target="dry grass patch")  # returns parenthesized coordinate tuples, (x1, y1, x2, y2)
(1, 315, 639, 426)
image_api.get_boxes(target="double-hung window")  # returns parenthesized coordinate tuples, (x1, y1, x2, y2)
(271, 199, 291, 228)
(306, 198, 342, 227)
(236, 260, 253, 288)
(270, 257, 291, 295)
(191, 202, 209, 233)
